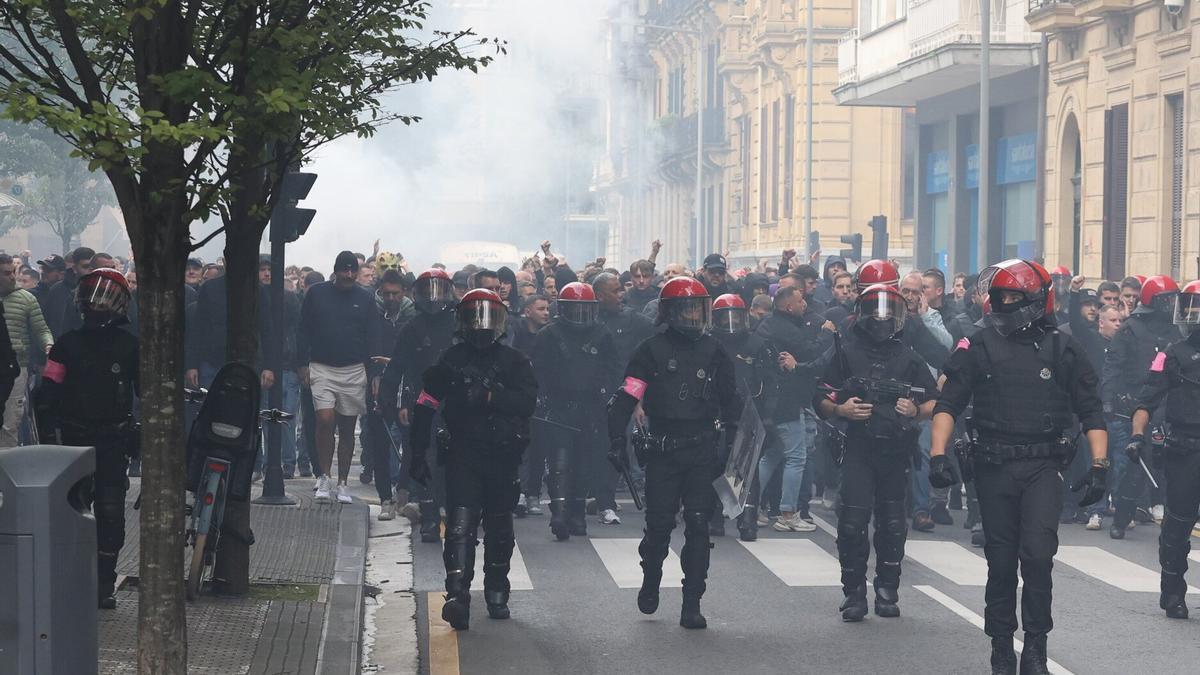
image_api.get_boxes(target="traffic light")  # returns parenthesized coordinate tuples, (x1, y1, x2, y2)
(839, 233, 862, 263)
(869, 215, 889, 261)
(269, 172, 317, 244)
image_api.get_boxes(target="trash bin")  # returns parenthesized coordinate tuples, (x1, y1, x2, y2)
(0, 444, 97, 675)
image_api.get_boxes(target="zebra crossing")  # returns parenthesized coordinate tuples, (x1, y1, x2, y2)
(476, 530, 1183, 595)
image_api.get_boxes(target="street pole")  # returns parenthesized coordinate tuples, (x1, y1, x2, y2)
(695, 37, 704, 269)
(255, 210, 295, 506)
(978, 0, 991, 268)
(805, 0, 814, 256)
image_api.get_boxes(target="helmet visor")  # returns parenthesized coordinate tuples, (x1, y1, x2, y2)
(712, 307, 748, 334)
(1175, 293, 1200, 326)
(415, 277, 454, 310)
(559, 300, 598, 326)
(457, 299, 507, 335)
(77, 277, 129, 315)
(858, 290, 905, 323)
(663, 296, 712, 333)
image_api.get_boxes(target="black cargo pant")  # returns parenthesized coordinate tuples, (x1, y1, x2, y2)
(1158, 445, 1200, 597)
(65, 432, 129, 593)
(836, 444, 909, 595)
(544, 404, 605, 524)
(974, 457, 1061, 637)
(640, 437, 721, 600)
(442, 446, 522, 598)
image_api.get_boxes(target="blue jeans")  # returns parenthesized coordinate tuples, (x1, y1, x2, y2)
(910, 421, 932, 515)
(759, 413, 813, 513)
(1092, 417, 1132, 517)
(258, 370, 300, 470)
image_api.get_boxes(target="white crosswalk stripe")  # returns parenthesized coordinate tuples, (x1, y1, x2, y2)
(590, 538, 682, 589)
(738, 539, 841, 586)
(473, 541, 534, 591)
(905, 540, 989, 586)
(1054, 545, 1198, 594)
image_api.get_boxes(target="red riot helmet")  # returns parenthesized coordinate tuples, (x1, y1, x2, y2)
(1137, 275, 1180, 316)
(855, 284, 907, 342)
(413, 268, 455, 314)
(658, 276, 711, 339)
(76, 268, 131, 325)
(1050, 265, 1072, 303)
(1133, 274, 1148, 286)
(978, 259, 1053, 336)
(456, 288, 508, 348)
(854, 259, 900, 290)
(1175, 280, 1200, 332)
(711, 293, 748, 335)
(557, 282, 598, 326)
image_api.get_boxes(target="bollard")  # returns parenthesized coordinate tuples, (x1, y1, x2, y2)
(0, 444, 98, 675)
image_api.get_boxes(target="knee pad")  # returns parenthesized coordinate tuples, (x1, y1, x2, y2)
(645, 511, 676, 535)
(682, 510, 710, 536)
(837, 504, 871, 538)
(446, 507, 480, 544)
(1162, 508, 1195, 544)
(875, 500, 908, 538)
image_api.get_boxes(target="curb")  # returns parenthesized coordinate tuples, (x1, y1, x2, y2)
(315, 500, 369, 674)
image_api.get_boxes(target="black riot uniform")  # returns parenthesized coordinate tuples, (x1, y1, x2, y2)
(930, 259, 1107, 675)
(379, 269, 457, 543)
(1128, 281, 1200, 619)
(815, 285, 938, 622)
(1102, 275, 1182, 538)
(710, 294, 778, 540)
(34, 269, 139, 609)
(607, 277, 741, 630)
(531, 282, 621, 539)
(408, 289, 537, 630)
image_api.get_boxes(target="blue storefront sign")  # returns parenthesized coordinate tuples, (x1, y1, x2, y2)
(965, 144, 979, 189)
(996, 133, 1037, 185)
(926, 151, 950, 194)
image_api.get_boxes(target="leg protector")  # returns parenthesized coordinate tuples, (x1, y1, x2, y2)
(872, 499, 908, 591)
(836, 504, 871, 594)
(567, 498, 588, 536)
(443, 507, 480, 598)
(680, 510, 712, 600)
(419, 499, 441, 543)
(738, 505, 759, 542)
(481, 511, 515, 594)
(94, 493, 127, 588)
(546, 450, 570, 539)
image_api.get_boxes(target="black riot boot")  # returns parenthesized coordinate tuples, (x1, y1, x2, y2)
(839, 585, 868, 622)
(441, 507, 479, 630)
(738, 505, 759, 542)
(419, 500, 441, 543)
(638, 561, 661, 615)
(1160, 508, 1193, 619)
(989, 634, 1017, 675)
(637, 521, 672, 615)
(873, 586, 900, 618)
(482, 512, 515, 620)
(567, 498, 588, 537)
(680, 596, 707, 629)
(98, 550, 119, 609)
(679, 511, 712, 626)
(98, 582, 118, 610)
(1018, 633, 1050, 675)
(1160, 588, 1189, 620)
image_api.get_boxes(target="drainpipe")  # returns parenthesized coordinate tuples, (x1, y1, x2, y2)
(1034, 33, 1049, 260)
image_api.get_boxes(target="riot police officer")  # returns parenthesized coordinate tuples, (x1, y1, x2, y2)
(1128, 279, 1200, 619)
(35, 268, 138, 609)
(929, 259, 1108, 675)
(408, 289, 537, 630)
(379, 269, 457, 542)
(709, 294, 778, 540)
(607, 277, 742, 629)
(1104, 275, 1181, 539)
(532, 281, 621, 538)
(815, 284, 937, 622)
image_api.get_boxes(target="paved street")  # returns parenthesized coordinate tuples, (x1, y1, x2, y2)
(406, 499, 1200, 675)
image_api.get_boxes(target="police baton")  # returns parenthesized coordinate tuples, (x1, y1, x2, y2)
(532, 416, 581, 433)
(1138, 456, 1160, 490)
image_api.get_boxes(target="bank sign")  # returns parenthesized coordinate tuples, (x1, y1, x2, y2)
(995, 133, 1036, 185)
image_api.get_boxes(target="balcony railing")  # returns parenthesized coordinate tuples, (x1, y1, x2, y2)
(654, 109, 726, 160)
(838, 29, 859, 86)
(1027, 0, 1074, 11)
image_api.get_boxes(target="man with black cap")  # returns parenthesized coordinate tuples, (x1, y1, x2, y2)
(452, 270, 471, 300)
(34, 254, 66, 307)
(700, 253, 734, 298)
(186, 257, 204, 289)
(44, 246, 94, 339)
(298, 251, 383, 504)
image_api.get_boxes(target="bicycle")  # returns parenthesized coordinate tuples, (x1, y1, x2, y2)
(185, 381, 294, 600)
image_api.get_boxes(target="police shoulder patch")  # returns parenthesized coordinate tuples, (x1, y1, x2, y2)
(955, 337, 970, 352)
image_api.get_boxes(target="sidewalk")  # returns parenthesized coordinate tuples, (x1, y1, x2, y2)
(100, 477, 369, 675)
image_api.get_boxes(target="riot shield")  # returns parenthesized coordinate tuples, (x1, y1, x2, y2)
(713, 398, 766, 519)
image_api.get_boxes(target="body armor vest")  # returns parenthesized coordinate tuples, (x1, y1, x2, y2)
(1124, 317, 1183, 393)
(715, 332, 769, 401)
(839, 334, 919, 443)
(1165, 340, 1200, 435)
(62, 326, 138, 425)
(406, 310, 456, 381)
(642, 334, 721, 422)
(542, 322, 611, 400)
(971, 328, 1073, 437)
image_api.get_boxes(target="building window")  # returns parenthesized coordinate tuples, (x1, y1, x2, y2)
(740, 114, 752, 226)
(901, 109, 916, 220)
(771, 99, 781, 222)
(1102, 103, 1129, 280)
(783, 94, 795, 220)
(760, 102, 768, 222)
(1168, 94, 1184, 278)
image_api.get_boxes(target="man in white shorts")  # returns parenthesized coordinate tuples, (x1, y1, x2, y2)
(299, 251, 383, 503)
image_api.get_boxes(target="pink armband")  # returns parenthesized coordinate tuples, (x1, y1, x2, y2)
(416, 390, 440, 408)
(955, 337, 970, 352)
(622, 377, 648, 401)
(43, 359, 66, 384)
(1150, 352, 1167, 373)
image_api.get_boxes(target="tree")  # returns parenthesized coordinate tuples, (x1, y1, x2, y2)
(0, 120, 114, 252)
(0, 2, 499, 671)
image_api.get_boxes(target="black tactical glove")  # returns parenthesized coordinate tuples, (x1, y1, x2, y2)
(928, 454, 958, 489)
(1070, 465, 1108, 508)
(1125, 434, 1146, 463)
(408, 451, 432, 487)
(608, 437, 628, 470)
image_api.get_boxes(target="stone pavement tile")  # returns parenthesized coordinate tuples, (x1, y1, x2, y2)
(249, 600, 322, 675)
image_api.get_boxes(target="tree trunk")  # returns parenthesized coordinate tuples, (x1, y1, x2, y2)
(60, 230, 71, 255)
(130, 204, 191, 674)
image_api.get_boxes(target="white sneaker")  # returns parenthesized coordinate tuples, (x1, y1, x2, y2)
(314, 476, 331, 502)
(1152, 505, 1165, 524)
(601, 508, 621, 525)
(312, 476, 322, 492)
(773, 513, 817, 533)
(336, 482, 353, 504)
(378, 499, 396, 521)
(399, 502, 421, 523)
(756, 512, 770, 527)
(1086, 513, 1102, 530)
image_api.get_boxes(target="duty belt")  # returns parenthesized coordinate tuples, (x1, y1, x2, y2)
(974, 438, 1068, 464)
(642, 430, 718, 454)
